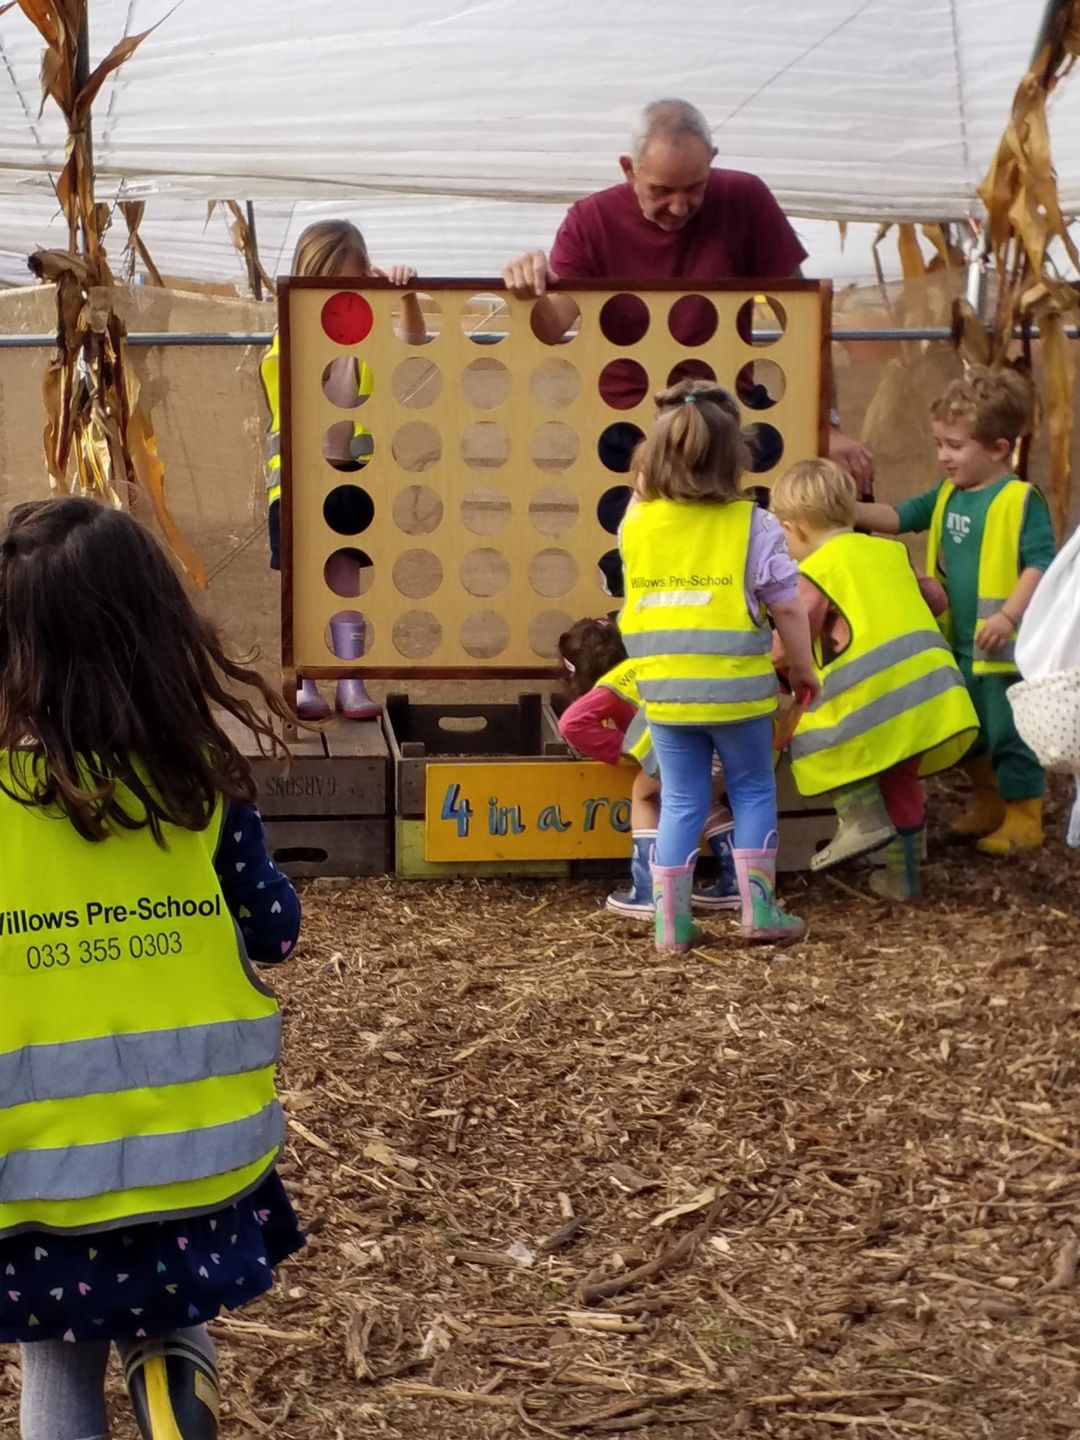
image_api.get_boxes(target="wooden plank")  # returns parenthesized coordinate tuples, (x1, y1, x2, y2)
(777, 812, 835, 873)
(265, 817, 390, 879)
(216, 709, 388, 817)
(395, 819, 568, 880)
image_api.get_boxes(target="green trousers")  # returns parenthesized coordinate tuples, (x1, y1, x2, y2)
(958, 655, 1045, 801)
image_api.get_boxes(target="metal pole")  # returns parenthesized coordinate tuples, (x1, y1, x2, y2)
(74, 1, 94, 255)
(246, 200, 263, 301)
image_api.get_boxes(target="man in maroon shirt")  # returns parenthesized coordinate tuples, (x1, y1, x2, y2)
(502, 99, 872, 507)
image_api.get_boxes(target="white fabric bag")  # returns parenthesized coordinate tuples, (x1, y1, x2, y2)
(1008, 523, 1080, 773)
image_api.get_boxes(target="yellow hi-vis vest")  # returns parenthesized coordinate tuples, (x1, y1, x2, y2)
(789, 533, 979, 797)
(596, 659, 659, 778)
(0, 760, 283, 1238)
(925, 477, 1030, 676)
(259, 330, 373, 505)
(619, 498, 777, 725)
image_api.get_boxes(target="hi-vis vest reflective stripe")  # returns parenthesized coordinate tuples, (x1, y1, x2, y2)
(259, 330, 373, 506)
(925, 477, 1030, 676)
(619, 498, 777, 725)
(0, 759, 282, 1237)
(790, 534, 979, 797)
(596, 659, 658, 778)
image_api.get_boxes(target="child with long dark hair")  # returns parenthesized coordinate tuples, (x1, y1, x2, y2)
(620, 380, 819, 950)
(0, 497, 303, 1440)
(557, 617, 739, 916)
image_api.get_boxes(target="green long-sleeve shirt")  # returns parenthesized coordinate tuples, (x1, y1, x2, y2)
(895, 476, 1055, 658)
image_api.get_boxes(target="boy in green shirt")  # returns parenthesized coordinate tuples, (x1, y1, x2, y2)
(857, 367, 1054, 855)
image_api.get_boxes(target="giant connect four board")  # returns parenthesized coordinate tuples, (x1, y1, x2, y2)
(278, 279, 830, 680)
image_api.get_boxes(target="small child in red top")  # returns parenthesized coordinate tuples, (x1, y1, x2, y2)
(557, 618, 737, 917)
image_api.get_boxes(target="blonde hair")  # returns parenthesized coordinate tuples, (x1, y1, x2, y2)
(771, 458, 857, 531)
(930, 365, 1035, 448)
(636, 380, 749, 502)
(291, 220, 372, 279)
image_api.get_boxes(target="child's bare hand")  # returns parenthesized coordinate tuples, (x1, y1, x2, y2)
(372, 264, 417, 287)
(977, 610, 1015, 655)
(786, 663, 821, 705)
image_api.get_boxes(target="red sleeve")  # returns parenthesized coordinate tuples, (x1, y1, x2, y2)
(550, 201, 597, 279)
(558, 686, 637, 764)
(737, 173, 807, 277)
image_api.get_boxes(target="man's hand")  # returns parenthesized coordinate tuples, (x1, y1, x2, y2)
(828, 429, 875, 499)
(976, 610, 1016, 655)
(501, 250, 557, 298)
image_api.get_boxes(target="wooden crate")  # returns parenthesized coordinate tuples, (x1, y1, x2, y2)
(384, 692, 574, 877)
(218, 712, 391, 880)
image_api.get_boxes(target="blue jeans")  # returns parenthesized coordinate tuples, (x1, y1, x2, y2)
(651, 716, 777, 866)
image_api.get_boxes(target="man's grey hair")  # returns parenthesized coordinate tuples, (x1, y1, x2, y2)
(629, 99, 714, 164)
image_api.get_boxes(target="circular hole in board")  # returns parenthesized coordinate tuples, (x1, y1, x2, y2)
(461, 609, 511, 659)
(321, 356, 371, 409)
(667, 357, 717, 388)
(528, 548, 578, 599)
(736, 294, 788, 347)
(461, 484, 512, 537)
(461, 420, 511, 471)
(668, 294, 719, 346)
(322, 420, 373, 472)
(460, 547, 511, 598)
(391, 420, 441, 472)
(392, 484, 442, 535)
(461, 357, 511, 410)
(529, 358, 580, 409)
(391, 292, 441, 345)
(599, 293, 649, 345)
(321, 291, 373, 346)
(323, 485, 374, 536)
(529, 609, 574, 660)
(745, 422, 785, 474)
(391, 356, 442, 409)
(597, 422, 645, 474)
(736, 358, 787, 410)
(597, 485, 632, 536)
(529, 485, 578, 538)
(530, 296, 581, 345)
(323, 547, 374, 598)
(325, 609, 375, 659)
(461, 292, 511, 344)
(392, 609, 442, 660)
(597, 549, 623, 598)
(392, 548, 443, 600)
(530, 420, 579, 474)
(598, 359, 649, 410)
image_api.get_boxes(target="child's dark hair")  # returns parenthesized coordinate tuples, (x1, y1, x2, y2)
(636, 379, 750, 502)
(557, 617, 627, 700)
(0, 497, 293, 842)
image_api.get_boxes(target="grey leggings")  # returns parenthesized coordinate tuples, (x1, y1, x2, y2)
(19, 1326, 215, 1440)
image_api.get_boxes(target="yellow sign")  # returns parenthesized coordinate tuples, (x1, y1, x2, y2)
(424, 762, 636, 862)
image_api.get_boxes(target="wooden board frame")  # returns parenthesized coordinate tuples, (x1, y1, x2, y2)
(279, 276, 832, 682)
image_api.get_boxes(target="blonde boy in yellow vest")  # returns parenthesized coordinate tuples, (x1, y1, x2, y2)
(857, 368, 1054, 855)
(772, 460, 978, 899)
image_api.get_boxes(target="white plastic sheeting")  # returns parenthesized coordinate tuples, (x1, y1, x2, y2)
(0, 0, 1075, 288)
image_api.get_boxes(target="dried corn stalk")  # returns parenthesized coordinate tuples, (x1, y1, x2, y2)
(971, 0, 1080, 534)
(208, 200, 277, 300)
(9, 0, 206, 585)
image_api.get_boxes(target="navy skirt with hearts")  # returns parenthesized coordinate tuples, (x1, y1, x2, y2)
(0, 1171, 302, 1344)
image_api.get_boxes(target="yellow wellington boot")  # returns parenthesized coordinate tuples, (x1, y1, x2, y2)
(977, 797, 1044, 856)
(950, 755, 1006, 838)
